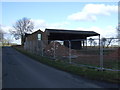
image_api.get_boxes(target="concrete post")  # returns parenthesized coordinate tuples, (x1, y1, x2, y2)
(41, 40, 43, 56)
(53, 41, 56, 60)
(100, 38, 104, 70)
(69, 40, 71, 64)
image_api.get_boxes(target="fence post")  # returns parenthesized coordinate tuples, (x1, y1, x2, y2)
(69, 40, 71, 64)
(37, 40, 38, 54)
(100, 39, 104, 70)
(53, 41, 56, 60)
(41, 40, 43, 56)
(0, 34, 2, 90)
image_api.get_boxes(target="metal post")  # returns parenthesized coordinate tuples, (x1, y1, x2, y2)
(86, 39, 87, 49)
(83, 40, 84, 48)
(100, 38, 104, 70)
(37, 40, 38, 54)
(99, 35, 101, 51)
(69, 40, 71, 64)
(41, 40, 43, 56)
(0, 35, 2, 90)
(53, 41, 56, 60)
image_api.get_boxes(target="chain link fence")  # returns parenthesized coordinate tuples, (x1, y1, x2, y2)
(24, 38, 120, 71)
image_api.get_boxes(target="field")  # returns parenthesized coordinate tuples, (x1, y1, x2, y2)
(44, 45, 120, 70)
(71, 47, 120, 70)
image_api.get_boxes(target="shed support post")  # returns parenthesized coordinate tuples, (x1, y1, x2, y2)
(86, 39, 87, 49)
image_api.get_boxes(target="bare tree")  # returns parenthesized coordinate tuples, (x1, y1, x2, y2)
(11, 17, 34, 45)
(101, 37, 114, 48)
(0, 30, 3, 42)
(0, 26, 4, 45)
(101, 37, 106, 48)
(88, 38, 94, 46)
(106, 38, 114, 47)
(117, 25, 120, 40)
(93, 41, 97, 47)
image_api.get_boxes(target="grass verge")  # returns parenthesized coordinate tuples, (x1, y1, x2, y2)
(13, 46, 120, 84)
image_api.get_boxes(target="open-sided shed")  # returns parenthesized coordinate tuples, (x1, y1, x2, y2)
(45, 29, 100, 49)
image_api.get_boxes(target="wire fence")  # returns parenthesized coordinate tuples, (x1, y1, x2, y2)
(24, 38, 120, 71)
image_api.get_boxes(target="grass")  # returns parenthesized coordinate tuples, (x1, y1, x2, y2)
(12, 46, 120, 84)
(73, 48, 120, 70)
(73, 59, 120, 70)
(103, 61, 120, 70)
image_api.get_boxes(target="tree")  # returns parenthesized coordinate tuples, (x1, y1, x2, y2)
(2, 39, 8, 46)
(101, 37, 106, 48)
(0, 30, 3, 41)
(101, 37, 114, 48)
(0, 26, 4, 45)
(11, 17, 34, 45)
(117, 25, 120, 41)
(106, 38, 114, 47)
(88, 38, 94, 46)
(93, 41, 97, 47)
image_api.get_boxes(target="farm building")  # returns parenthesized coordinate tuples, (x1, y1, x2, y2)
(24, 30, 43, 53)
(44, 29, 100, 49)
(24, 28, 100, 54)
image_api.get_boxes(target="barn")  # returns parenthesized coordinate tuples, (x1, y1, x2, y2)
(24, 28, 100, 52)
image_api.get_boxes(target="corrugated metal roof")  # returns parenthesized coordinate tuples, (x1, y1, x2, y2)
(45, 28, 100, 36)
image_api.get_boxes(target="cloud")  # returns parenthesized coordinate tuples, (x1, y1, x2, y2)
(31, 19, 70, 31)
(0, 24, 21, 44)
(67, 4, 118, 21)
(0, 25, 12, 34)
(46, 22, 70, 29)
(76, 26, 117, 38)
(31, 19, 47, 31)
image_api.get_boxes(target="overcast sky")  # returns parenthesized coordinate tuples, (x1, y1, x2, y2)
(1, 0, 118, 44)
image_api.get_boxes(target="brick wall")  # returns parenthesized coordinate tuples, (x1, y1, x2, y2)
(24, 29, 49, 54)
